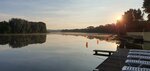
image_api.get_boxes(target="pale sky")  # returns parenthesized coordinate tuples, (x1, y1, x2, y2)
(0, 0, 143, 29)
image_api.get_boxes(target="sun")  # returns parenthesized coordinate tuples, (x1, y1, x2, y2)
(116, 16, 122, 21)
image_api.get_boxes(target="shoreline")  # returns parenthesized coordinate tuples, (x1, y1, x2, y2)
(0, 33, 47, 35)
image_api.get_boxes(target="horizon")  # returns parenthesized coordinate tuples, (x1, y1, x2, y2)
(0, 0, 142, 30)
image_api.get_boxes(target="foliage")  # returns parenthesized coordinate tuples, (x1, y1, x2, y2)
(143, 0, 150, 21)
(0, 18, 47, 34)
(143, 0, 150, 13)
(116, 9, 145, 34)
(121, 9, 143, 23)
(62, 9, 149, 34)
(62, 23, 116, 34)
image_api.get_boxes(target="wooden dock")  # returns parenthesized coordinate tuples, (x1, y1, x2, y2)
(94, 49, 129, 71)
(93, 50, 116, 56)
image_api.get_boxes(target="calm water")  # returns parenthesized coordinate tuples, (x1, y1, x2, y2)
(0, 33, 117, 71)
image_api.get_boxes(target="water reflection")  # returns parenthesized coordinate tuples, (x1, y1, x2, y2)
(117, 39, 143, 49)
(0, 33, 116, 49)
(0, 34, 46, 48)
(0, 33, 117, 71)
(62, 33, 116, 42)
(61, 33, 117, 49)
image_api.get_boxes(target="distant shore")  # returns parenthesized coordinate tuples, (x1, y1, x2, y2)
(0, 33, 47, 35)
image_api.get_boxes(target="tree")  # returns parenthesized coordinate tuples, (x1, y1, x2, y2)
(116, 9, 144, 34)
(132, 9, 144, 21)
(0, 21, 11, 33)
(0, 18, 47, 34)
(143, 0, 150, 21)
(122, 9, 143, 24)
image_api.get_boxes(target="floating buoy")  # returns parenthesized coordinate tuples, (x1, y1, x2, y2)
(86, 42, 88, 48)
(97, 40, 99, 44)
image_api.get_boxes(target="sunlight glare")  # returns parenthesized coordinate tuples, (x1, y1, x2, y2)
(116, 16, 122, 21)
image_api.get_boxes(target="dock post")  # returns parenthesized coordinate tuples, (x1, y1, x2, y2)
(109, 52, 111, 56)
(95, 51, 98, 54)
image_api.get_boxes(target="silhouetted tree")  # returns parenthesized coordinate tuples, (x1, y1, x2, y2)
(116, 9, 144, 34)
(0, 21, 11, 33)
(132, 9, 144, 21)
(62, 24, 117, 34)
(0, 18, 47, 34)
(121, 9, 143, 24)
(143, 0, 150, 21)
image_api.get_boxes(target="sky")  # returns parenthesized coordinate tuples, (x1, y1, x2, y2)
(0, 0, 143, 29)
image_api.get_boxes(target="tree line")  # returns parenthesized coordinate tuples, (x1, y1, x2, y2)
(117, 0, 150, 35)
(62, 24, 116, 34)
(62, 0, 150, 35)
(0, 18, 47, 34)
